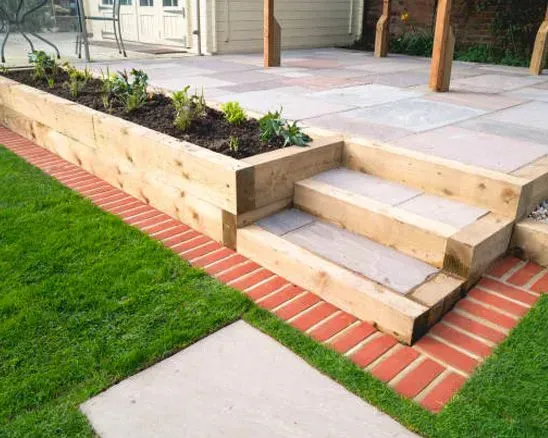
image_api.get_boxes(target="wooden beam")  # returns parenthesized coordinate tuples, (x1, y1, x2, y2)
(530, 6, 548, 75)
(374, 0, 391, 57)
(264, 0, 281, 67)
(429, 0, 454, 92)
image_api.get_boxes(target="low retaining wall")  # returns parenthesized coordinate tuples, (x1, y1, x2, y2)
(0, 76, 343, 247)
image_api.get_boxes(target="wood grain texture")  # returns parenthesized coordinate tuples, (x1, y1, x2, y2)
(374, 0, 392, 58)
(530, 6, 548, 75)
(429, 0, 453, 92)
(512, 219, 548, 267)
(264, 0, 281, 67)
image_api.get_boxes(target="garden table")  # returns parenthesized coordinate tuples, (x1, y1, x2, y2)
(0, 0, 61, 63)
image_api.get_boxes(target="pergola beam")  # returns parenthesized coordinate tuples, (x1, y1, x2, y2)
(264, 0, 281, 67)
(374, 0, 391, 58)
(429, 0, 455, 92)
(530, 6, 548, 75)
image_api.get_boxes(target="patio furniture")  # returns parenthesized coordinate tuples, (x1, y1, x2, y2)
(0, 0, 61, 63)
(75, 0, 127, 60)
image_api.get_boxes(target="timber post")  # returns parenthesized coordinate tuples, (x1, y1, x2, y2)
(429, 0, 455, 92)
(264, 0, 281, 67)
(530, 5, 548, 75)
(374, 0, 392, 57)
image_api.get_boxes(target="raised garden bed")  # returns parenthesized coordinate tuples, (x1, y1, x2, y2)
(0, 69, 343, 246)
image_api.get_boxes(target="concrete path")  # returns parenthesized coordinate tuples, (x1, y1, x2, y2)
(78, 48, 548, 175)
(81, 321, 417, 438)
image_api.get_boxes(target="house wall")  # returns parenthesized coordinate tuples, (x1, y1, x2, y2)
(213, 0, 364, 54)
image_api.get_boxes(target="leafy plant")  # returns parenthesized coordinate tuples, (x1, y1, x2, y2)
(170, 86, 206, 131)
(28, 50, 58, 82)
(391, 31, 433, 57)
(63, 63, 92, 97)
(259, 108, 311, 147)
(228, 136, 240, 153)
(47, 77, 55, 89)
(110, 69, 149, 113)
(0, 64, 8, 74)
(100, 68, 116, 110)
(220, 101, 246, 125)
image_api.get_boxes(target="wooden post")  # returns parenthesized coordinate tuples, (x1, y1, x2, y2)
(264, 0, 281, 67)
(429, 0, 454, 92)
(530, 6, 548, 75)
(374, 0, 392, 57)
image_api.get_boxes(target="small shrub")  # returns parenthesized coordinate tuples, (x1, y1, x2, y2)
(28, 50, 58, 82)
(259, 108, 311, 147)
(228, 136, 240, 153)
(220, 101, 246, 125)
(63, 63, 91, 97)
(170, 86, 206, 131)
(0, 64, 8, 74)
(391, 31, 433, 57)
(110, 69, 149, 113)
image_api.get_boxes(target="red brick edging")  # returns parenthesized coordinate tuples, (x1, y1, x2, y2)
(1, 126, 546, 413)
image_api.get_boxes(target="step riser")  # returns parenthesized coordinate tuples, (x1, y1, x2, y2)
(294, 181, 452, 267)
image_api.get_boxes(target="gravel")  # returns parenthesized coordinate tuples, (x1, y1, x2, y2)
(529, 200, 548, 223)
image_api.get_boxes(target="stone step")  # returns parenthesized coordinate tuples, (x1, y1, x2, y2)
(294, 168, 513, 282)
(238, 209, 464, 344)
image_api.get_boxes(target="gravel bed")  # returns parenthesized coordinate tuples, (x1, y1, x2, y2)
(529, 200, 548, 223)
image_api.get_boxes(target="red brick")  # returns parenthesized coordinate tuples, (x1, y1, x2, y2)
(182, 242, 223, 261)
(393, 358, 445, 398)
(415, 336, 478, 374)
(136, 214, 174, 229)
(290, 302, 338, 331)
(155, 225, 191, 241)
(145, 220, 181, 235)
(456, 299, 517, 330)
(329, 322, 377, 354)
(93, 192, 130, 206)
(107, 201, 144, 215)
(275, 292, 321, 320)
(507, 263, 544, 287)
(118, 205, 152, 219)
(173, 235, 210, 254)
(430, 323, 492, 358)
(309, 312, 357, 342)
(162, 230, 199, 247)
(478, 278, 538, 306)
(443, 312, 506, 344)
(258, 285, 303, 310)
(83, 186, 118, 197)
(61, 173, 97, 186)
(487, 256, 522, 278)
(351, 335, 398, 368)
(204, 254, 247, 275)
(71, 179, 106, 192)
(125, 210, 164, 226)
(469, 288, 528, 317)
(371, 347, 420, 382)
(100, 196, 139, 210)
(531, 273, 548, 294)
(247, 276, 289, 301)
(191, 248, 235, 268)
(420, 373, 466, 413)
(216, 261, 261, 283)
(230, 270, 276, 291)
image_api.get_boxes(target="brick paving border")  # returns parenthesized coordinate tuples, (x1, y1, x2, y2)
(1, 126, 546, 414)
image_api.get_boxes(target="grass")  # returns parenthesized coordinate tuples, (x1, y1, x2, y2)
(1, 145, 546, 437)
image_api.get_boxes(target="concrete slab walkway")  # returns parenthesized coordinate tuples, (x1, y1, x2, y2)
(81, 321, 417, 438)
(79, 48, 548, 174)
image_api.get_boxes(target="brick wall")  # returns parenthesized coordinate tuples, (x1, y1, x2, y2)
(362, 0, 497, 47)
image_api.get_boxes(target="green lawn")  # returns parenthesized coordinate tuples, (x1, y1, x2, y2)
(0, 145, 546, 437)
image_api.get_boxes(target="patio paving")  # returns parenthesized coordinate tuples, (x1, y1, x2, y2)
(81, 321, 417, 438)
(75, 48, 548, 175)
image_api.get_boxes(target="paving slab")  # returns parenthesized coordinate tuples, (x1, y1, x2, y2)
(392, 126, 548, 172)
(349, 99, 485, 132)
(482, 101, 548, 131)
(503, 87, 548, 102)
(458, 118, 548, 147)
(367, 70, 431, 88)
(257, 208, 315, 236)
(424, 90, 525, 111)
(310, 84, 422, 108)
(451, 74, 545, 92)
(81, 321, 416, 438)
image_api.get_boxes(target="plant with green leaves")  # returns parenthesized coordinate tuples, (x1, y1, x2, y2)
(228, 136, 240, 153)
(0, 64, 8, 74)
(63, 63, 92, 97)
(259, 108, 311, 147)
(28, 50, 58, 82)
(220, 101, 246, 125)
(110, 69, 149, 113)
(170, 86, 206, 131)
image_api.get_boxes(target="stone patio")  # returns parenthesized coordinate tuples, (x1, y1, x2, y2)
(78, 47, 548, 175)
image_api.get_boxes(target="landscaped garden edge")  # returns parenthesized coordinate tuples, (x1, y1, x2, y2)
(0, 75, 343, 246)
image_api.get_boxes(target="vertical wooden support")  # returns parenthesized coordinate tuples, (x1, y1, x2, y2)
(430, 0, 454, 92)
(530, 7, 548, 75)
(374, 0, 392, 57)
(264, 0, 281, 67)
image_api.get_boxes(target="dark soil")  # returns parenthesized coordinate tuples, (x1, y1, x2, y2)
(2, 69, 285, 159)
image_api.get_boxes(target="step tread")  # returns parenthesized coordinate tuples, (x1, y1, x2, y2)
(257, 209, 439, 295)
(309, 168, 488, 229)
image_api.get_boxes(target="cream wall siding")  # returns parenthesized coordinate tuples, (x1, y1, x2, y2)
(214, 0, 363, 53)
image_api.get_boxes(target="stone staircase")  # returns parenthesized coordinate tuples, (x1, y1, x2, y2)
(237, 140, 545, 344)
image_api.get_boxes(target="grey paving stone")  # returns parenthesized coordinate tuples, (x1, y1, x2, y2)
(258, 208, 315, 236)
(81, 321, 417, 438)
(503, 87, 548, 102)
(458, 118, 548, 147)
(310, 84, 422, 108)
(451, 74, 545, 92)
(351, 98, 485, 132)
(483, 101, 548, 131)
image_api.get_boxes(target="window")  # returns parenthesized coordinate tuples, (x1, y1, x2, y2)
(139, 0, 154, 6)
(102, 0, 132, 5)
(163, 0, 178, 6)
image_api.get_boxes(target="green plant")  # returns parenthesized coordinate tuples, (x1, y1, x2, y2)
(391, 31, 434, 57)
(228, 136, 240, 153)
(220, 101, 246, 125)
(28, 50, 58, 82)
(110, 69, 149, 113)
(100, 68, 116, 110)
(259, 108, 311, 147)
(0, 64, 8, 74)
(47, 77, 55, 89)
(280, 121, 312, 147)
(170, 86, 206, 131)
(63, 63, 92, 97)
